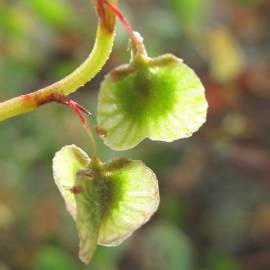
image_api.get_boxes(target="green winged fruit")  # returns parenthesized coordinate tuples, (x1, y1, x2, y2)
(53, 145, 159, 264)
(97, 52, 208, 151)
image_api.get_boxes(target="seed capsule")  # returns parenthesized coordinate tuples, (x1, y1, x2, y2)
(97, 53, 208, 151)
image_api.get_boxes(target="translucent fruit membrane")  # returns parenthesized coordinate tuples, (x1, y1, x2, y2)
(97, 54, 208, 151)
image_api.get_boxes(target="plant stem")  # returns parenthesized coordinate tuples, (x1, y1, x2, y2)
(0, 0, 117, 122)
(66, 99, 97, 161)
(103, 0, 147, 57)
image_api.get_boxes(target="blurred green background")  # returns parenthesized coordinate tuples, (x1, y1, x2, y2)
(1, 0, 270, 269)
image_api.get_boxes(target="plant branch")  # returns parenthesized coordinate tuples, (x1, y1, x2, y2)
(0, 0, 117, 122)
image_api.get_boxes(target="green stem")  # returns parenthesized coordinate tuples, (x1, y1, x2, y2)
(0, 0, 117, 122)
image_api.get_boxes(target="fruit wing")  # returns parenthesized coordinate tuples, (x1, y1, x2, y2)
(98, 159, 160, 246)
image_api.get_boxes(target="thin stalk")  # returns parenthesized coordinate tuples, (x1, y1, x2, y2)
(66, 99, 97, 161)
(103, 0, 147, 57)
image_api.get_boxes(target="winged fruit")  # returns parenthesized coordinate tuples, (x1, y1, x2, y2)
(97, 53, 208, 151)
(53, 145, 159, 264)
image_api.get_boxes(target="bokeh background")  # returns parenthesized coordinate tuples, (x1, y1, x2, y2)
(1, 0, 270, 269)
